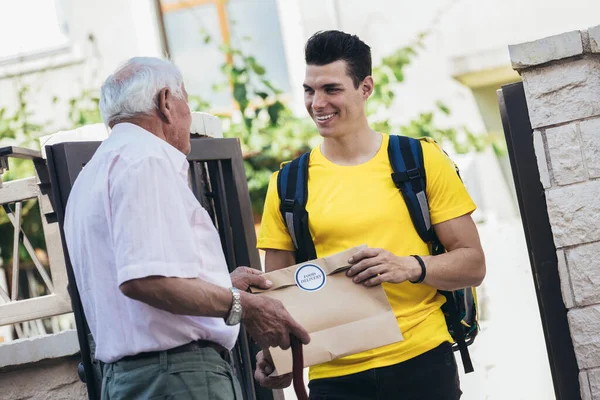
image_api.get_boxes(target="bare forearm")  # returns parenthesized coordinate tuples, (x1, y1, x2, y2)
(420, 247, 485, 291)
(265, 249, 295, 272)
(422, 214, 486, 290)
(120, 276, 232, 318)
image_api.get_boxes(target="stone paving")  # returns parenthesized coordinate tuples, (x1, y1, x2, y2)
(458, 217, 555, 400)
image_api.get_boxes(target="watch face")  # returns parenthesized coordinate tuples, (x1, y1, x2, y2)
(229, 312, 241, 325)
(227, 309, 241, 325)
(226, 289, 242, 325)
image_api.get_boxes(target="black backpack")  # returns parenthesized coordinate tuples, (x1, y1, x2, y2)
(276, 135, 478, 373)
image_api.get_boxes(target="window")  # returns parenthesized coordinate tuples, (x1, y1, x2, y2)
(159, 0, 290, 110)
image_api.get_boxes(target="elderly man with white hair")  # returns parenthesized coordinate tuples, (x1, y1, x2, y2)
(63, 57, 310, 399)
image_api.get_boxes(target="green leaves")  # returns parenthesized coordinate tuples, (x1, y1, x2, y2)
(207, 34, 316, 211)
(246, 56, 266, 76)
(200, 28, 212, 44)
(267, 101, 285, 127)
(233, 82, 248, 114)
(203, 29, 497, 214)
(398, 112, 489, 155)
(436, 101, 451, 115)
(0, 85, 43, 149)
(260, 79, 282, 95)
(67, 90, 102, 128)
(188, 95, 210, 112)
(366, 36, 493, 157)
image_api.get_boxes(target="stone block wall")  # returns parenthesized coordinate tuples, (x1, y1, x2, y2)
(510, 25, 600, 400)
(0, 355, 86, 399)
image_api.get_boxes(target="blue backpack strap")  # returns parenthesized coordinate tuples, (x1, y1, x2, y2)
(277, 152, 316, 263)
(388, 135, 432, 243)
(387, 135, 474, 374)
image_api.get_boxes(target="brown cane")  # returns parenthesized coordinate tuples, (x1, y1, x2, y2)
(291, 335, 309, 400)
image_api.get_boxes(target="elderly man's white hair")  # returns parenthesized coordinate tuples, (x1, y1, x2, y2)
(99, 57, 184, 125)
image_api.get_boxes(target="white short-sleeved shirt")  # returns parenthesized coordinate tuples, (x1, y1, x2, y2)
(64, 123, 239, 363)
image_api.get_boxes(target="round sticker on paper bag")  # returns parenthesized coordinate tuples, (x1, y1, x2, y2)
(295, 264, 326, 292)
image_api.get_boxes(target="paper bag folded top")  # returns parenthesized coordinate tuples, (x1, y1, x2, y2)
(250, 245, 403, 375)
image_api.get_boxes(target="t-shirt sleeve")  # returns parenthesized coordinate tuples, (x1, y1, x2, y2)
(422, 141, 477, 225)
(256, 171, 295, 251)
(110, 156, 201, 285)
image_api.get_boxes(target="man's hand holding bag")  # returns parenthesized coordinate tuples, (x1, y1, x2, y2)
(250, 245, 404, 375)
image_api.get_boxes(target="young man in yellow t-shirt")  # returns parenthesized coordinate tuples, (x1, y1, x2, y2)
(254, 30, 486, 400)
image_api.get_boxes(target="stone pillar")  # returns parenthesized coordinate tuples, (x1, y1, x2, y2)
(509, 26, 600, 400)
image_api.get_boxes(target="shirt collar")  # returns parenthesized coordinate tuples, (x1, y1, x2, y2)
(110, 123, 189, 175)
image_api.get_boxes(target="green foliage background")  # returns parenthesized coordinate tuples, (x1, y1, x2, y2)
(0, 33, 496, 271)
(209, 34, 493, 214)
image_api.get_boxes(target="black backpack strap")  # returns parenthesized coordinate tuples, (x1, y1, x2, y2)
(442, 290, 474, 373)
(388, 135, 474, 374)
(277, 152, 316, 263)
(387, 135, 432, 243)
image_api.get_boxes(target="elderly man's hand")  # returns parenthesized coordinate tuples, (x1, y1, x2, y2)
(230, 267, 272, 291)
(240, 292, 310, 350)
(255, 350, 293, 389)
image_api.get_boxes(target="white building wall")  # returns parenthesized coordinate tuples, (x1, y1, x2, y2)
(285, 0, 600, 133)
(0, 0, 163, 139)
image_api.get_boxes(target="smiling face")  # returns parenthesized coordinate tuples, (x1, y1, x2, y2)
(303, 60, 372, 139)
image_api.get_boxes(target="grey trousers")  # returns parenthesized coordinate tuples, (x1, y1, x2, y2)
(101, 346, 243, 399)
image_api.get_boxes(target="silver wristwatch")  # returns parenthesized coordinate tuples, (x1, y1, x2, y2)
(225, 287, 242, 326)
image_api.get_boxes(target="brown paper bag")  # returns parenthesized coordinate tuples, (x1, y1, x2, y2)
(250, 245, 403, 375)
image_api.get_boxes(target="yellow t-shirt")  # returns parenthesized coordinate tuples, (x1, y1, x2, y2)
(257, 133, 476, 381)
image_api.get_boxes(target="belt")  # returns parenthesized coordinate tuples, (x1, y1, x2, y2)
(118, 340, 228, 363)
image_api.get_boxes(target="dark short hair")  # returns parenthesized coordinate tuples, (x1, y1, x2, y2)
(304, 30, 372, 88)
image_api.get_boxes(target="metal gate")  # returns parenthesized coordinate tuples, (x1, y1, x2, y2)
(45, 137, 277, 400)
(498, 82, 580, 400)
